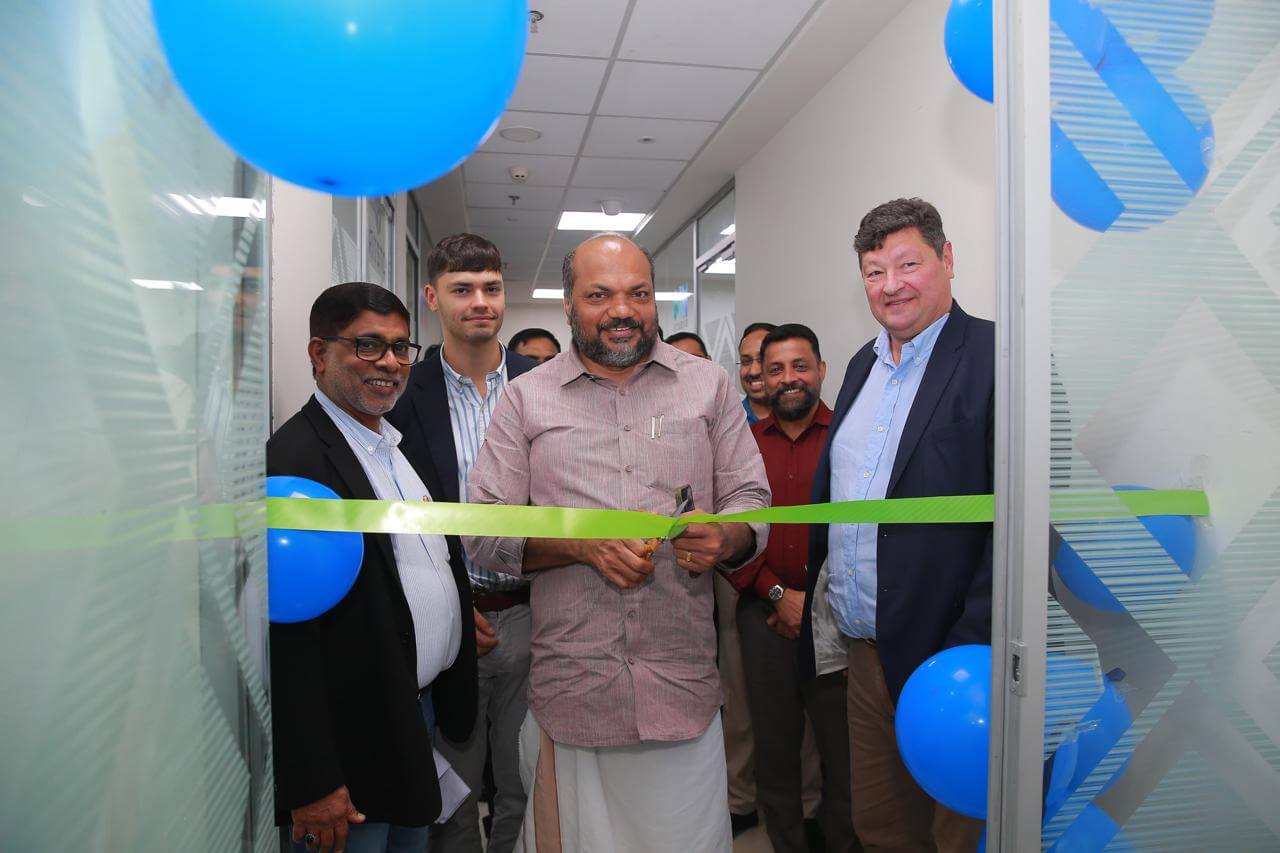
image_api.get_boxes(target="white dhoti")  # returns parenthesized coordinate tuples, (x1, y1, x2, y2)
(515, 710, 732, 853)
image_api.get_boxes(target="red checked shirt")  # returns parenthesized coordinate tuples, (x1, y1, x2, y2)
(730, 402, 833, 601)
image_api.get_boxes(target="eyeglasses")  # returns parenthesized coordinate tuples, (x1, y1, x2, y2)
(321, 336, 421, 365)
(736, 355, 762, 368)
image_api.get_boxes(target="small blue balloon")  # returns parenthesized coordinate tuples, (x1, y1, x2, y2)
(151, 1, 527, 196)
(896, 644, 992, 819)
(1053, 485, 1197, 612)
(267, 476, 364, 623)
(1044, 655, 1133, 821)
(1051, 802, 1134, 853)
(944, 0, 994, 103)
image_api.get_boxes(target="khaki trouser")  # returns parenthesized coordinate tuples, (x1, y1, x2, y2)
(846, 640, 984, 853)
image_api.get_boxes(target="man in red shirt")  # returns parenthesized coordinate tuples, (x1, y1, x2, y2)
(731, 323, 858, 853)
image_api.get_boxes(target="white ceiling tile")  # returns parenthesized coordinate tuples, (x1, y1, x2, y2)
(598, 62, 755, 120)
(466, 183, 565, 210)
(571, 157, 686, 190)
(480, 111, 590, 156)
(468, 207, 559, 231)
(507, 55, 608, 114)
(620, 0, 816, 68)
(463, 152, 575, 187)
(525, 0, 629, 58)
(561, 186, 664, 213)
(583, 116, 718, 160)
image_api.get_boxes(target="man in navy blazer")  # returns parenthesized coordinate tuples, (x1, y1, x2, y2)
(799, 199, 991, 853)
(387, 233, 536, 853)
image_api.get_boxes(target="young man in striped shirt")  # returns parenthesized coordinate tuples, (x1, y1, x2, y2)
(388, 234, 536, 852)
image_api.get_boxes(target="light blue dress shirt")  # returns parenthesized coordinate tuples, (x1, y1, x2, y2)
(826, 313, 949, 640)
(440, 346, 524, 591)
(315, 389, 462, 689)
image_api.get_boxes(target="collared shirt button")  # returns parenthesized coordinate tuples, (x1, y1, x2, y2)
(623, 424, 632, 431)
(620, 389, 628, 396)
(627, 610, 637, 620)
(891, 379, 900, 386)
(627, 656, 636, 665)
(862, 471, 870, 478)
(625, 464, 634, 473)
(877, 425, 885, 432)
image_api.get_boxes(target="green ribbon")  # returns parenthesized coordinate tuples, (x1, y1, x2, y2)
(1, 490, 1208, 553)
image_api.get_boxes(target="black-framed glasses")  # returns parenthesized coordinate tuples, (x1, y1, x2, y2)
(321, 336, 421, 365)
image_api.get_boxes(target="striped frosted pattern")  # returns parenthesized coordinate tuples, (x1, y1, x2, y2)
(0, 1, 273, 850)
(1044, 0, 1280, 849)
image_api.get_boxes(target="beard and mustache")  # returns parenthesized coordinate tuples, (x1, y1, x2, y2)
(570, 308, 657, 370)
(768, 380, 819, 421)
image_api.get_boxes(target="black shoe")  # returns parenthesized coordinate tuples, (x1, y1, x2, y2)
(804, 816, 826, 852)
(730, 811, 759, 837)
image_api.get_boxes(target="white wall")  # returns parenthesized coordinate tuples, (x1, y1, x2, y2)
(734, 0, 996, 403)
(270, 183, 414, 429)
(269, 180, 332, 430)
(499, 302, 572, 350)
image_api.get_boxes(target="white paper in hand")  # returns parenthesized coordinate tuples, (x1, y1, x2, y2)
(433, 748, 471, 824)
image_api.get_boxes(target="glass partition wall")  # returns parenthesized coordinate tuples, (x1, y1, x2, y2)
(0, 1, 274, 849)
(993, 0, 1280, 849)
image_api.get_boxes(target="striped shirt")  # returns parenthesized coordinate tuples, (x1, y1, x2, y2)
(463, 341, 771, 748)
(315, 389, 462, 689)
(440, 345, 523, 591)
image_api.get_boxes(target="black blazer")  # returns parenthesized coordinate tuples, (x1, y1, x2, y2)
(387, 348, 536, 579)
(267, 396, 478, 826)
(799, 301, 994, 702)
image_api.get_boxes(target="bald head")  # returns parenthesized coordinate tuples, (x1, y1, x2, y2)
(561, 233, 655, 297)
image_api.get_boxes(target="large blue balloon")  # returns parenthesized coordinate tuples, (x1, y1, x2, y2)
(896, 644, 992, 819)
(1053, 484, 1197, 612)
(151, 1, 527, 196)
(266, 476, 364, 623)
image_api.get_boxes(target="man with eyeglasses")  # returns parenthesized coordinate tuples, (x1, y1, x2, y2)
(738, 322, 777, 424)
(269, 282, 477, 853)
(388, 233, 536, 853)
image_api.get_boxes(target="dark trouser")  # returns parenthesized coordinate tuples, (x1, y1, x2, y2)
(737, 596, 859, 853)
(845, 639, 983, 853)
(432, 603, 530, 853)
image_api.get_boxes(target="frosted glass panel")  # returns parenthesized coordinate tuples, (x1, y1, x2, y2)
(0, 1, 273, 850)
(1043, 0, 1280, 849)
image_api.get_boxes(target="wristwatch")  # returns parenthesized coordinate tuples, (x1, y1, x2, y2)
(767, 584, 785, 603)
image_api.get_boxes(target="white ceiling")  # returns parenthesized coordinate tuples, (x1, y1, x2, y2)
(460, 0, 824, 300)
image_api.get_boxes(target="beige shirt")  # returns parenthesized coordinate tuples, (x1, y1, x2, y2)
(464, 341, 770, 747)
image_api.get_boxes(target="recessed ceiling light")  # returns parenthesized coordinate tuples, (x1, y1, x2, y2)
(637, 135, 656, 144)
(499, 126, 542, 143)
(557, 210, 646, 231)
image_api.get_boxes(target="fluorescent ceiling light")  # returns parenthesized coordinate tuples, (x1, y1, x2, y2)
(720, 223, 735, 236)
(557, 211, 646, 231)
(132, 278, 203, 291)
(705, 259, 736, 275)
(166, 194, 265, 219)
(533, 288, 691, 302)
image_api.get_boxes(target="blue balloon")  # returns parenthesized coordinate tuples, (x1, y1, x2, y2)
(266, 475, 364, 623)
(896, 644, 991, 819)
(1044, 655, 1133, 821)
(151, 1, 527, 197)
(1053, 485, 1198, 612)
(944, 0, 993, 103)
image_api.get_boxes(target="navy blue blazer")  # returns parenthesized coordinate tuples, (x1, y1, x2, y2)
(386, 348, 536, 577)
(799, 301, 994, 702)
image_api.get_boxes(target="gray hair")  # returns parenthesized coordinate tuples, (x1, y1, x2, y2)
(561, 232, 656, 297)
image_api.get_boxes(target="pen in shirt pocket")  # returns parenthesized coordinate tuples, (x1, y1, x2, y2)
(648, 414, 664, 440)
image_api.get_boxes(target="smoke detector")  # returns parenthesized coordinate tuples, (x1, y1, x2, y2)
(600, 198, 624, 216)
(509, 166, 529, 184)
